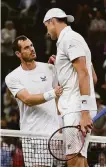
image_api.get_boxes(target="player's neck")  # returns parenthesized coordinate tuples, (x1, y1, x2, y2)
(56, 24, 67, 38)
(21, 61, 36, 70)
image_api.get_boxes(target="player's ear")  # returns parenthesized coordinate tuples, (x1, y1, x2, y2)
(15, 51, 21, 58)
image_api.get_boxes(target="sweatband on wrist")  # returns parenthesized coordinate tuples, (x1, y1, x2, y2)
(43, 89, 56, 101)
(80, 95, 90, 111)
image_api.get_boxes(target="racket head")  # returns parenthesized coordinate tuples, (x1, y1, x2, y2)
(48, 125, 85, 161)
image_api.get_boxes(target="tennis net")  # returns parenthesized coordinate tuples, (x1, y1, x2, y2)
(0, 129, 106, 167)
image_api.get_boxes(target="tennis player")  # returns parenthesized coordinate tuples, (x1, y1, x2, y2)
(5, 35, 63, 167)
(43, 8, 97, 167)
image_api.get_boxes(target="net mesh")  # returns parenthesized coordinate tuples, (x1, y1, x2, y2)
(0, 129, 106, 167)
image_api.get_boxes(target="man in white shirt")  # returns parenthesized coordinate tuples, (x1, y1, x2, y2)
(5, 35, 63, 167)
(1, 20, 16, 56)
(43, 8, 97, 167)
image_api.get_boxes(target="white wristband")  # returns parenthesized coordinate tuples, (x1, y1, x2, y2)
(43, 89, 56, 101)
(80, 95, 90, 111)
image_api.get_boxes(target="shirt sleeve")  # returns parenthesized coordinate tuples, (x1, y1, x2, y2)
(5, 74, 25, 97)
(64, 38, 86, 61)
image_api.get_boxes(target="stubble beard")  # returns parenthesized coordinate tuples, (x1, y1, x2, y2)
(23, 56, 36, 62)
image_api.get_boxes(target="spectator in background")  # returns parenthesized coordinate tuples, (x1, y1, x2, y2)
(12, 139, 24, 167)
(3, 87, 19, 121)
(89, 10, 106, 33)
(89, 10, 106, 45)
(1, 20, 16, 56)
(88, 10, 106, 94)
(7, 109, 20, 130)
(1, 147, 12, 167)
(3, 87, 13, 119)
(94, 152, 106, 167)
(1, 137, 15, 167)
(92, 93, 106, 136)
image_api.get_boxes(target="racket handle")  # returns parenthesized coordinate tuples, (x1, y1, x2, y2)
(93, 108, 106, 122)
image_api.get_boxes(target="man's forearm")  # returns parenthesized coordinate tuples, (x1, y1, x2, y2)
(71, 54, 93, 134)
(24, 94, 46, 106)
(78, 70, 90, 95)
(17, 89, 56, 107)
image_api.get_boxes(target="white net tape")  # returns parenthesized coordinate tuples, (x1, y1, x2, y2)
(1, 129, 106, 143)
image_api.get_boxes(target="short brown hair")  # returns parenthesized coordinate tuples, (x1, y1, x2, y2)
(12, 35, 28, 53)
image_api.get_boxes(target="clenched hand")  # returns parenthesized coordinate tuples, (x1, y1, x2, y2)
(80, 111, 93, 136)
(54, 86, 63, 97)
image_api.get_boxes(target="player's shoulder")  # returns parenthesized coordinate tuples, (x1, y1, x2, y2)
(37, 62, 55, 71)
(64, 30, 85, 47)
(65, 28, 84, 42)
(37, 61, 48, 66)
(5, 66, 22, 83)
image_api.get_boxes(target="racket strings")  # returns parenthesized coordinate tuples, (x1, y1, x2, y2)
(49, 127, 84, 161)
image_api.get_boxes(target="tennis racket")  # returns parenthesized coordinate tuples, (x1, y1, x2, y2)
(48, 108, 106, 161)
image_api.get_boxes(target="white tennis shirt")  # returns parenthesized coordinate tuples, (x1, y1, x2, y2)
(55, 26, 97, 115)
(5, 62, 59, 134)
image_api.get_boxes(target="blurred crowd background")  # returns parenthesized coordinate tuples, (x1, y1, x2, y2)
(1, 0, 106, 166)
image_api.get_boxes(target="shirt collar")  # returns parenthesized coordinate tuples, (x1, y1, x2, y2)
(56, 26, 72, 46)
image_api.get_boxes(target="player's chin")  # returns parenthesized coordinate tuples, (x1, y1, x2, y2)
(32, 56, 36, 61)
(29, 56, 36, 62)
(32, 55, 37, 60)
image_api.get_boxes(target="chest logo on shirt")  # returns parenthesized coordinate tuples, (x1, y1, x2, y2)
(82, 100, 87, 104)
(40, 76, 47, 81)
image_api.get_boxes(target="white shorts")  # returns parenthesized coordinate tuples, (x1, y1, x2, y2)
(22, 138, 53, 167)
(62, 111, 97, 158)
